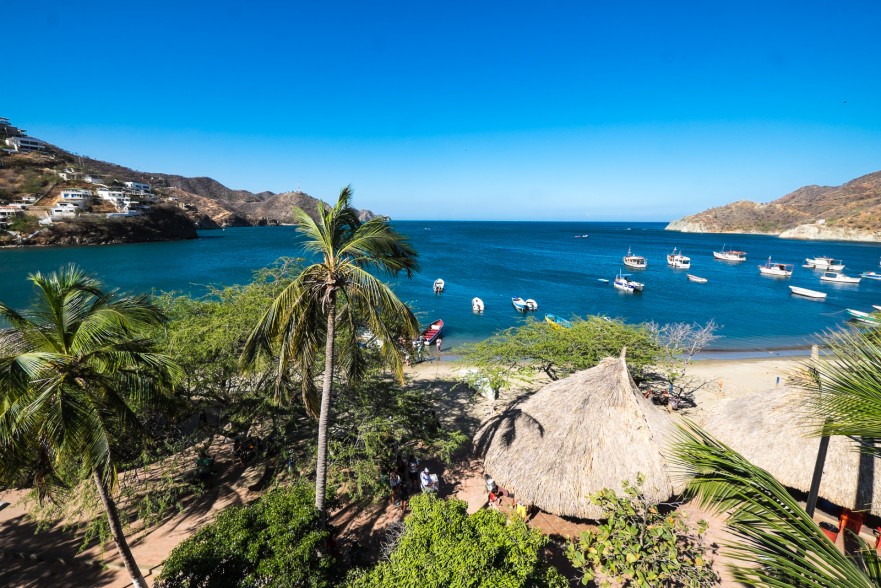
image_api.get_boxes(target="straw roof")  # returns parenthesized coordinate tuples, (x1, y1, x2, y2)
(704, 388, 881, 514)
(474, 349, 683, 519)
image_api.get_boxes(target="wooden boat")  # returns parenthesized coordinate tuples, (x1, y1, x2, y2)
(758, 257, 793, 277)
(846, 309, 880, 325)
(805, 257, 845, 271)
(420, 319, 444, 344)
(525, 298, 538, 311)
(433, 278, 445, 293)
(613, 271, 644, 293)
(789, 285, 827, 299)
(713, 245, 747, 262)
(666, 247, 691, 269)
(471, 297, 485, 313)
(820, 272, 860, 284)
(623, 247, 647, 269)
(687, 274, 708, 283)
(545, 314, 572, 329)
(860, 272, 881, 281)
(512, 297, 528, 312)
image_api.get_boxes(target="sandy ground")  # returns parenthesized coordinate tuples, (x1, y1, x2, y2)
(0, 354, 828, 587)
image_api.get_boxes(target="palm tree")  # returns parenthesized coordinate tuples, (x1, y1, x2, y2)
(0, 265, 179, 588)
(241, 186, 420, 524)
(673, 326, 881, 587)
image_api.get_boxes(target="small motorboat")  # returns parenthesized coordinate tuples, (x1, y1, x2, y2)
(512, 297, 528, 312)
(419, 319, 444, 344)
(820, 272, 860, 284)
(471, 297, 485, 313)
(758, 257, 794, 277)
(687, 274, 708, 283)
(861, 272, 881, 281)
(525, 298, 538, 311)
(713, 245, 747, 262)
(574, 234, 589, 238)
(433, 278, 445, 293)
(545, 313, 572, 329)
(623, 247, 647, 269)
(789, 285, 827, 300)
(666, 247, 691, 269)
(613, 271, 644, 293)
(846, 309, 880, 325)
(806, 257, 845, 271)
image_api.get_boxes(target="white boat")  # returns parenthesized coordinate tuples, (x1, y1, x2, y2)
(613, 271, 644, 293)
(874, 305, 881, 312)
(805, 257, 845, 271)
(686, 274, 708, 283)
(789, 285, 827, 300)
(471, 297, 484, 313)
(861, 272, 881, 281)
(758, 257, 794, 277)
(666, 247, 691, 269)
(713, 245, 747, 262)
(820, 272, 860, 284)
(623, 247, 647, 269)
(846, 309, 880, 325)
(525, 298, 538, 311)
(512, 297, 528, 312)
(433, 278, 445, 293)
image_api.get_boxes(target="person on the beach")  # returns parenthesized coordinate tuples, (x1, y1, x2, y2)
(436, 337, 443, 352)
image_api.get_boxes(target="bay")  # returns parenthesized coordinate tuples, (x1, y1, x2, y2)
(2, 221, 880, 351)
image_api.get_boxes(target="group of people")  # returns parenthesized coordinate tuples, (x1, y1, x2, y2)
(485, 474, 528, 519)
(389, 454, 441, 509)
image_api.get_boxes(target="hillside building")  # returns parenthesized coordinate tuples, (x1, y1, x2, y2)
(59, 189, 92, 202)
(5, 136, 46, 153)
(84, 175, 108, 185)
(0, 206, 24, 228)
(124, 181, 151, 193)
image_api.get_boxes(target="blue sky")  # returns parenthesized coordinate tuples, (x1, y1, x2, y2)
(5, 0, 881, 220)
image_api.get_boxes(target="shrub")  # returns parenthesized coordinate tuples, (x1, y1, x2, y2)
(566, 475, 718, 587)
(155, 483, 337, 588)
(347, 494, 566, 587)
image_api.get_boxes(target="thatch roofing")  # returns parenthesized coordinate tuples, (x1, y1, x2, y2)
(704, 388, 881, 515)
(474, 350, 683, 519)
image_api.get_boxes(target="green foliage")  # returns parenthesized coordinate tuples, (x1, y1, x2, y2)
(567, 475, 718, 588)
(7, 213, 40, 233)
(155, 482, 337, 588)
(459, 316, 662, 382)
(347, 494, 566, 587)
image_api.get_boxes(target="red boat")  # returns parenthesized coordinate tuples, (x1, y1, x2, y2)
(420, 319, 444, 344)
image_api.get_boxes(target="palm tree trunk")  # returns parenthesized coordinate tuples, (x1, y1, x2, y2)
(92, 469, 147, 588)
(315, 295, 337, 526)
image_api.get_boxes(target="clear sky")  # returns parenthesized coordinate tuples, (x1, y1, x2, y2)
(5, 0, 881, 220)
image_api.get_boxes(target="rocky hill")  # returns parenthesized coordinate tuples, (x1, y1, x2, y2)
(666, 171, 881, 242)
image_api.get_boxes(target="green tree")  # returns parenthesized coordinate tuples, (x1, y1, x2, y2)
(460, 316, 661, 382)
(241, 186, 420, 524)
(0, 265, 179, 588)
(155, 482, 336, 588)
(347, 494, 566, 587)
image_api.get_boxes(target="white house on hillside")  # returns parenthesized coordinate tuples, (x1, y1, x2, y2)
(59, 189, 92, 202)
(4, 137, 46, 152)
(124, 181, 151, 193)
(84, 175, 108, 185)
(0, 206, 23, 228)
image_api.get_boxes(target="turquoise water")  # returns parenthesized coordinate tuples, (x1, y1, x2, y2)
(2, 222, 881, 351)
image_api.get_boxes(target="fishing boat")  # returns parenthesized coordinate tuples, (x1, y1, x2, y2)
(525, 298, 538, 311)
(419, 319, 444, 344)
(820, 272, 860, 284)
(805, 257, 845, 271)
(471, 297, 485, 313)
(861, 272, 881, 281)
(512, 297, 529, 312)
(622, 247, 647, 269)
(666, 247, 691, 269)
(687, 274, 708, 283)
(758, 257, 793, 277)
(545, 314, 572, 329)
(846, 309, 880, 325)
(789, 286, 827, 300)
(433, 278, 445, 293)
(613, 271, 644, 293)
(713, 245, 747, 262)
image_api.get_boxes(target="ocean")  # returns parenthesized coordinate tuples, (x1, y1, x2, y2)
(2, 221, 880, 353)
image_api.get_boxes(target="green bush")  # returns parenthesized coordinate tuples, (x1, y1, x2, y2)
(347, 494, 566, 587)
(155, 483, 337, 588)
(566, 475, 718, 587)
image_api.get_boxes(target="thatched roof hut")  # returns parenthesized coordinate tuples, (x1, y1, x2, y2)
(704, 388, 880, 515)
(474, 349, 683, 519)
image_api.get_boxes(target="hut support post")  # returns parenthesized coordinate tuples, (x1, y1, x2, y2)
(806, 345, 827, 519)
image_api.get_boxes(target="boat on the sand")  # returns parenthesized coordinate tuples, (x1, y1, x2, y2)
(419, 319, 444, 344)
(545, 314, 572, 329)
